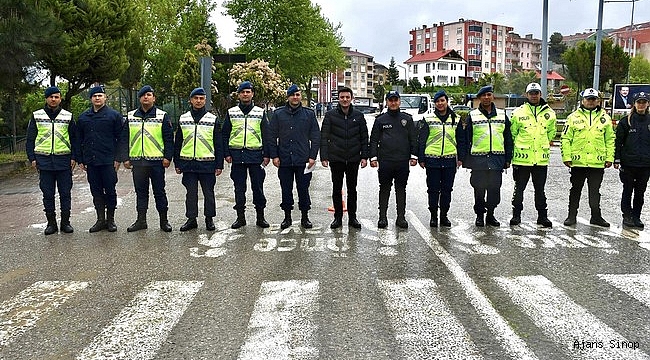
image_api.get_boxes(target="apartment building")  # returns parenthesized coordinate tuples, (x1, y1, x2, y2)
(316, 47, 374, 106)
(508, 33, 542, 71)
(409, 19, 513, 81)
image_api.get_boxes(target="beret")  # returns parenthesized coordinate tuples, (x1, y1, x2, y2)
(44, 86, 61, 98)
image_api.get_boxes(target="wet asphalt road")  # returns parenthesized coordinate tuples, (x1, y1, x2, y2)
(1, 115, 649, 360)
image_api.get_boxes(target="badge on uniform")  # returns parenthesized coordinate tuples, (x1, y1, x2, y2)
(600, 117, 606, 124)
(401, 119, 407, 127)
(544, 113, 550, 119)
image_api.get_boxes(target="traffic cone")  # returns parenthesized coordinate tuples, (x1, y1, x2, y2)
(328, 190, 347, 212)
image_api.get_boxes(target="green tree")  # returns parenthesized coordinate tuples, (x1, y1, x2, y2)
(562, 38, 630, 91)
(223, 0, 346, 105)
(228, 59, 289, 108)
(172, 50, 200, 101)
(549, 32, 567, 64)
(373, 84, 386, 105)
(477, 72, 506, 93)
(408, 78, 422, 92)
(506, 70, 537, 94)
(387, 57, 400, 84)
(628, 55, 650, 84)
(42, 0, 137, 109)
(423, 76, 432, 87)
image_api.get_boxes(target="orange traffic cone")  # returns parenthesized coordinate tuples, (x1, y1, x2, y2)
(328, 190, 347, 212)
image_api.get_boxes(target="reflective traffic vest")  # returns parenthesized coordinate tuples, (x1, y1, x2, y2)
(32, 108, 73, 155)
(178, 111, 217, 161)
(127, 109, 166, 160)
(510, 103, 556, 166)
(227, 106, 264, 150)
(470, 108, 506, 155)
(561, 107, 615, 167)
(423, 113, 456, 158)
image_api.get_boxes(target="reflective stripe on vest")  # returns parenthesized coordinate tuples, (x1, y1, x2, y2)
(178, 112, 217, 161)
(127, 109, 166, 160)
(33, 109, 73, 155)
(227, 106, 264, 150)
(470, 109, 506, 155)
(423, 114, 456, 158)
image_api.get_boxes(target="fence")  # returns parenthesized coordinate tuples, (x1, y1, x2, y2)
(0, 136, 26, 154)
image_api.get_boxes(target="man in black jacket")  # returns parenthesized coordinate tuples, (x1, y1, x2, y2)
(369, 91, 418, 229)
(320, 87, 369, 229)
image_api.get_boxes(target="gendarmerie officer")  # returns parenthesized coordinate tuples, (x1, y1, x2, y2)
(268, 84, 320, 229)
(121, 85, 174, 232)
(223, 81, 270, 229)
(174, 87, 223, 231)
(77, 86, 123, 233)
(369, 90, 418, 229)
(457, 85, 513, 227)
(26, 86, 78, 235)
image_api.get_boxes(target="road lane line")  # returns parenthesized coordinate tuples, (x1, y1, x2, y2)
(77, 280, 203, 360)
(494, 275, 649, 360)
(377, 279, 482, 360)
(598, 274, 650, 307)
(0, 281, 89, 347)
(238, 280, 319, 360)
(407, 210, 537, 360)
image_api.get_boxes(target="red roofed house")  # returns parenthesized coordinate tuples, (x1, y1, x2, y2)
(608, 21, 650, 61)
(404, 49, 467, 86)
(535, 70, 565, 93)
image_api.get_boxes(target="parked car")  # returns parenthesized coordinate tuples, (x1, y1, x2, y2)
(452, 105, 472, 112)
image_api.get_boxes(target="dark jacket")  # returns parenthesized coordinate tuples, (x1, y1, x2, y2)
(268, 103, 320, 167)
(456, 103, 513, 170)
(615, 111, 650, 167)
(26, 105, 78, 171)
(222, 102, 269, 164)
(320, 104, 369, 163)
(173, 107, 224, 173)
(417, 108, 458, 168)
(120, 106, 174, 167)
(77, 105, 123, 166)
(369, 109, 417, 162)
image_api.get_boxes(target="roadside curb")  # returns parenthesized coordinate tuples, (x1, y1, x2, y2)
(0, 161, 29, 178)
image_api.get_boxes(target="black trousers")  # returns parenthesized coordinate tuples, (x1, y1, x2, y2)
(511, 165, 548, 213)
(619, 166, 650, 218)
(378, 161, 410, 217)
(39, 169, 72, 213)
(182, 172, 216, 218)
(278, 166, 312, 211)
(132, 165, 168, 212)
(87, 164, 118, 210)
(231, 163, 266, 211)
(329, 161, 359, 217)
(568, 167, 604, 216)
(470, 169, 503, 215)
(425, 166, 456, 213)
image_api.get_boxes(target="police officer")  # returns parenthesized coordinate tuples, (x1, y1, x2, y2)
(122, 85, 174, 232)
(370, 90, 418, 229)
(614, 91, 650, 228)
(26, 86, 77, 235)
(561, 88, 615, 227)
(268, 84, 320, 229)
(223, 81, 270, 229)
(457, 85, 513, 227)
(509, 83, 556, 227)
(320, 86, 369, 229)
(174, 87, 223, 231)
(418, 89, 458, 227)
(77, 86, 123, 233)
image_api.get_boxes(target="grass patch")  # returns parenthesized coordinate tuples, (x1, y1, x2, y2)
(0, 152, 28, 164)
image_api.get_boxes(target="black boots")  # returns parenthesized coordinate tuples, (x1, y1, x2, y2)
(395, 188, 407, 229)
(159, 211, 172, 232)
(44, 212, 58, 235)
(475, 214, 485, 227)
(429, 209, 438, 228)
(231, 209, 246, 229)
(509, 211, 521, 226)
(256, 208, 269, 228)
(106, 208, 117, 232)
(536, 210, 552, 228)
(485, 210, 500, 226)
(180, 217, 198, 231)
(330, 215, 342, 229)
(439, 210, 451, 227)
(348, 213, 361, 229)
(127, 212, 147, 232)
(301, 210, 313, 229)
(590, 209, 610, 227)
(59, 211, 73, 233)
(281, 210, 292, 229)
(206, 217, 215, 231)
(89, 208, 107, 233)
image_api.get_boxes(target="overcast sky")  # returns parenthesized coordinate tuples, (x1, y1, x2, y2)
(211, 0, 649, 66)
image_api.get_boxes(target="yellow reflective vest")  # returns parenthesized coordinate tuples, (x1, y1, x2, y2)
(127, 109, 166, 160)
(561, 107, 615, 167)
(470, 108, 506, 155)
(423, 113, 457, 158)
(227, 106, 264, 150)
(178, 111, 217, 161)
(510, 102, 557, 166)
(32, 108, 73, 155)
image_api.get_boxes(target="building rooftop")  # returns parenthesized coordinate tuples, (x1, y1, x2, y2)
(404, 50, 465, 64)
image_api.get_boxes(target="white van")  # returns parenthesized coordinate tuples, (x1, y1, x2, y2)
(381, 93, 434, 120)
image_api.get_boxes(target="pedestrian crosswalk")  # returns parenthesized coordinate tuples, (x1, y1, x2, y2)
(1, 275, 649, 359)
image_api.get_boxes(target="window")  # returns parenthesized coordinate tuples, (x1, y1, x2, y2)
(457, 28, 462, 34)
(344, 71, 351, 76)
(498, 30, 503, 36)
(469, 25, 482, 32)
(450, 63, 457, 70)
(485, 39, 490, 45)
(492, 51, 496, 57)
(417, 34, 422, 40)
(426, 63, 431, 72)
(425, 32, 430, 38)
(413, 64, 418, 74)
(444, 40, 448, 47)
(437, 75, 448, 83)
(352, 64, 357, 71)
(417, 44, 422, 51)
(444, 29, 449, 36)
(497, 51, 502, 59)
(361, 74, 365, 81)
(457, 50, 462, 56)
(425, 43, 430, 49)
(497, 63, 502, 71)
(484, 62, 489, 68)
(498, 41, 502, 47)
(492, 40, 496, 47)
(438, 63, 448, 70)
(491, 62, 495, 68)
(457, 38, 462, 45)
(492, 29, 496, 35)
(432, 42, 437, 49)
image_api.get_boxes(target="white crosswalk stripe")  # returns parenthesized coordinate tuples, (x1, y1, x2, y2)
(377, 279, 483, 360)
(598, 273, 650, 308)
(494, 275, 650, 360)
(238, 280, 320, 360)
(76, 280, 203, 360)
(0, 281, 89, 347)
